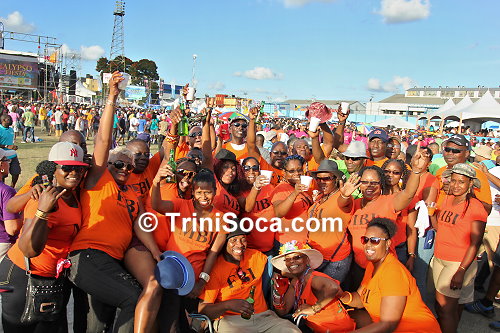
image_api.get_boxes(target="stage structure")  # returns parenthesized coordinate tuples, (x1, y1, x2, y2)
(109, 1, 126, 73)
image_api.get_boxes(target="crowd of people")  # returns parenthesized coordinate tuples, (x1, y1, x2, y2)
(0, 73, 499, 333)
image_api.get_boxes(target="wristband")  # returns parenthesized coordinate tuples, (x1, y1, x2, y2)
(35, 209, 49, 220)
(340, 193, 351, 200)
(199, 272, 210, 283)
(253, 183, 262, 191)
(312, 303, 322, 313)
(341, 291, 353, 305)
(458, 266, 466, 271)
(105, 99, 116, 107)
(408, 253, 416, 258)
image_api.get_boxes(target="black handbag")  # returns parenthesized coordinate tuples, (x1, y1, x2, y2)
(20, 257, 65, 325)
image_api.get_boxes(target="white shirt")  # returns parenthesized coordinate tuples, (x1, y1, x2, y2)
(54, 110, 63, 124)
(129, 117, 139, 131)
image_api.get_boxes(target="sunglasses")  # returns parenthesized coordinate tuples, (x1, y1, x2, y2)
(444, 147, 465, 154)
(359, 180, 380, 186)
(315, 176, 336, 181)
(271, 151, 287, 156)
(189, 131, 202, 138)
(384, 170, 402, 175)
(58, 165, 87, 173)
(285, 168, 303, 174)
(284, 255, 303, 263)
(108, 160, 134, 171)
(243, 165, 259, 172)
(236, 267, 250, 282)
(345, 156, 363, 161)
(360, 236, 388, 245)
(177, 169, 195, 178)
(232, 123, 248, 129)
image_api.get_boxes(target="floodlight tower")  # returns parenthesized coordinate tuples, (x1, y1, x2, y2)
(0, 22, 4, 49)
(109, 1, 125, 72)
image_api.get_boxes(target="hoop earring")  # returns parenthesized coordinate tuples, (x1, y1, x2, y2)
(0, 169, 4, 173)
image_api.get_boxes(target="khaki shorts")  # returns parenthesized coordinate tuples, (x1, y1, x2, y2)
(214, 310, 301, 333)
(431, 257, 477, 304)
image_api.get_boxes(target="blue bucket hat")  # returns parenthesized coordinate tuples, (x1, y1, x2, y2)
(155, 251, 195, 296)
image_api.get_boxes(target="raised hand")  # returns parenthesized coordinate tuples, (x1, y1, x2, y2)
(410, 142, 427, 172)
(37, 186, 67, 213)
(340, 173, 361, 197)
(337, 103, 350, 123)
(248, 107, 259, 121)
(108, 71, 124, 98)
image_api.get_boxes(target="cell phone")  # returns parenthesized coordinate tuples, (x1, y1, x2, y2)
(218, 123, 230, 141)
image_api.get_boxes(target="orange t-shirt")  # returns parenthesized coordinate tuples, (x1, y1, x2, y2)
(259, 158, 284, 187)
(241, 184, 276, 252)
(8, 198, 82, 277)
(298, 271, 355, 333)
(359, 253, 440, 332)
(435, 165, 492, 206)
(126, 152, 161, 204)
(213, 181, 241, 215)
(153, 198, 223, 276)
(16, 174, 37, 196)
(175, 141, 190, 159)
(222, 142, 248, 162)
(307, 191, 351, 262)
(272, 182, 313, 244)
(408, 172, 439, 209)
(70, 169, 141, 260)
(365, 158, 388, 168)
(391, 208, 409, 248)
(200, 249, 268, 317)
(305, 157, 320, 173)
(434, 196, 488, 262)
(348, 194, 399, 268)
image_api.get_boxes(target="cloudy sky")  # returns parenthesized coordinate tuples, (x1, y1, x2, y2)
(1, 0, 499, 102)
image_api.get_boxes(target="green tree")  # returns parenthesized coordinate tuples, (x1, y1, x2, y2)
(95, 57, 109, 74)
(129, 59, 159, 85)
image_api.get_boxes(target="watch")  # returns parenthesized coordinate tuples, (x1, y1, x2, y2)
(199, 272, 210, 283)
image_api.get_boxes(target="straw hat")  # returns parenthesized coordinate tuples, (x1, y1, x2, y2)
(271, 241, 323, 273)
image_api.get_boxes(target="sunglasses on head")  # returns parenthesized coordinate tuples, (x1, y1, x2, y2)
(177, 169, 195, 178)
(108, 160, 134, 171)
(271, 151, 287, 156)
(359, 180, 380, 186)
(232, 123, 248, 128)
(384, 170, 401, 175)
(360, 236, 388, 245)
(189, 131, 202, 138)
(236, 267, 250, 282)
(58, 165, 87, 173)
(284, 254, 303, 263)
(345, 156, 363, 161)
(444, 147, 465, 154)
(243, 165, 259, 172)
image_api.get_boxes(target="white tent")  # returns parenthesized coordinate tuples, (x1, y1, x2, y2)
(431, 95, 473, 120)
(445, 121, 460, 128)
(425, 99, 455, 119)
(459, 91, 500, 121)
(371, 116, 417, 129)
(76, 81, 96, 98)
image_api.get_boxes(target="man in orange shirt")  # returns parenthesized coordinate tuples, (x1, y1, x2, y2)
(436, 134, 492, 214)
(199, 229, 301, 332)
(365, 128, 389, 168)
(221, 115, 249, 161)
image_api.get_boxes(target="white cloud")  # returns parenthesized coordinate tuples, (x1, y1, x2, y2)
(234, 67, 284, 80)
(367, 76, 416, 92)
(376, 0, 430, 24)
(282, 0, 338, 8)
(208, 82, 225, 91)
(59, 44, 105, 61)
(0, 11, 35, 33)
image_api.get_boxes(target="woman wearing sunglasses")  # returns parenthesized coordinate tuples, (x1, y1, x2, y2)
(430, 163, 488, 333)
(338, 218, 440, 332)
(271, 240, 355, 333)
(0, 142, 87, 332)
(68, 72, 153, 332)
(381, 159, 416, 265)
(338, 145, 427, 291)
(272, 155, 313, 248)
(238, 157, 276, 254)
(151, 168, 227, 331)
(307, 159, 352, 283)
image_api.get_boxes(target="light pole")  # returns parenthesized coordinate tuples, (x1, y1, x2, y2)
(192, 54, 197, 87)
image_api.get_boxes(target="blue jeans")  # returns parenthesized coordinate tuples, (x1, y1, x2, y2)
(23, 126, 34, 142)
(396, 242, 408, 265)
(413, 234, 435, 305)
(316, 253, 353, 283)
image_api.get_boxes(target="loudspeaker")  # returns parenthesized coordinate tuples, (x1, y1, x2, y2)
(69, 70, 77, 95)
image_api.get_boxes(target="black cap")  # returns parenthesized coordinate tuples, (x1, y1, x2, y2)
(446, 134, 471, 151)
(215, 149, 237, 162)
(368, 128, 389, 142)
(226, 222, 248, 240)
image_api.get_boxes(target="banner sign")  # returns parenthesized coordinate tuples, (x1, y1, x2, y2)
(125, 85, 147, 100)
(0, 53, 39, 90)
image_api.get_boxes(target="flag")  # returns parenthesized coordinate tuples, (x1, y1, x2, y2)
(49, 51, 58, 63)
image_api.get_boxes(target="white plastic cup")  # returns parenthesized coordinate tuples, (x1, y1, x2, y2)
(186, 87, 196, 101)
(308, 117, 321, 132)
(118, 73, 131, 90)
(300, 175, 313, 190)
(341, 102, 350, 115)
(260, 170, 273, 184)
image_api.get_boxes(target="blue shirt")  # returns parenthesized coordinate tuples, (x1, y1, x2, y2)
(0, 125, 14, 146)
(138, 119, 147, 133)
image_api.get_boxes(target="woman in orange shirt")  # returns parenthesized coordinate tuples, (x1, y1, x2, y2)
(238, 156, 276, 254)
(0, 142, 87, 332)
(271, 241, 355, 333)
(272, 155, 313, 247)
(431, 163, 488, 333)
(338, 146, 428, 291)
(339, 218, 440, 332)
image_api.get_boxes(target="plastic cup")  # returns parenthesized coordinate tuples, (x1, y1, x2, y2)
(260, 170, 273, 184)
(308, 117, 321, 132)
(186, 87, 196, 101)
(341, 102, 350, 115)
(118, 73, 130, 90)
(300, 175, 313, 190)
(426, 202, 436, 216)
